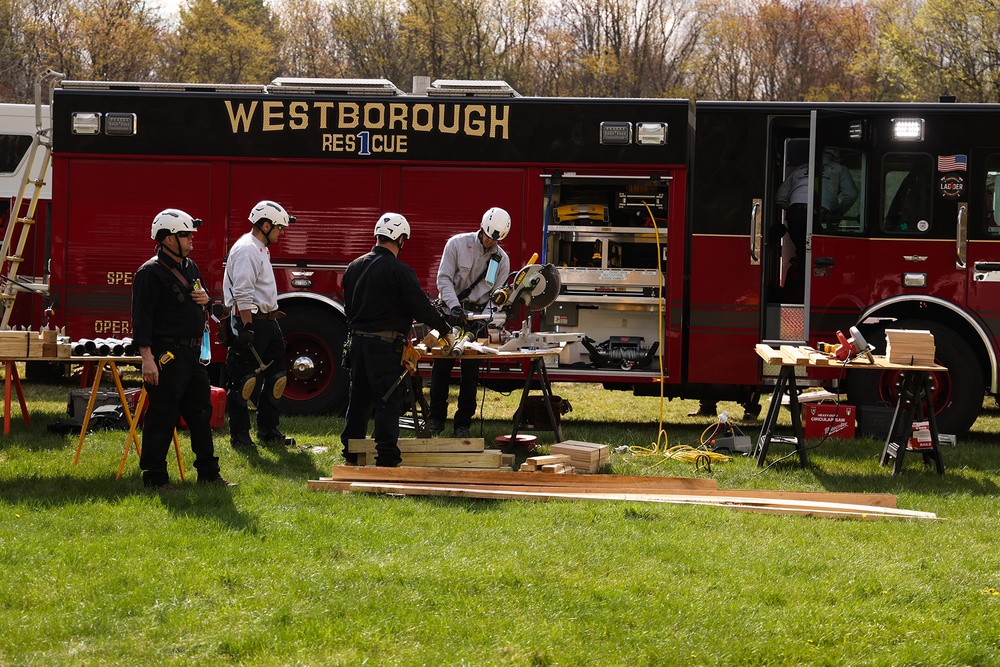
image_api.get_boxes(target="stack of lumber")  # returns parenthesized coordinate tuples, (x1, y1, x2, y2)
(549, 440, 609, 473)
(519, 454, 573, 473)
(347, 437, 515, 470)
(309, 467, 938, 521)
(755, 343, 941, 370)
(885, 329, 935, 365)
(0, 327, 70, 358)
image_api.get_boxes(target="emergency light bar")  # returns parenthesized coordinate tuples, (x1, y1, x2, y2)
(268, 77, 405, 96)
(425, 79, 520, 97)
(892, 117, 925, 141)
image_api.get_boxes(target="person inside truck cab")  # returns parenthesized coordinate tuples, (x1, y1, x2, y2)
(819, 148, 859, 226)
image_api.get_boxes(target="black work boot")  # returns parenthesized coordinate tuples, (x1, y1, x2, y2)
(231, 433, 256, 450)
(259, 429, 295, 447)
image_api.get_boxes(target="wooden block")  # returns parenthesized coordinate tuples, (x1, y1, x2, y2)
(550, 441, 609, 473)
(779, 345, 810, 365)
(348, 437, 485, 454)
(0, 330, 29, 357)
(524, 454, 571, 466)
(58, 343, 72, 358)
(755, 343, 783, 364)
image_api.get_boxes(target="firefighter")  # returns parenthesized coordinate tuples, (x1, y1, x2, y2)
(427, 207, 512, 438)
(132, 209, 234, 491)
(340, 213, 454, 466)
(223, 200, 295, 450)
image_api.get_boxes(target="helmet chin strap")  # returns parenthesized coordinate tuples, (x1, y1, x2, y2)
(254, 220, 274, 246)
(163, 234, 189, 260)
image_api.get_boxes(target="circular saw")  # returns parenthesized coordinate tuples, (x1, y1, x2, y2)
(490, 254, 561, 312)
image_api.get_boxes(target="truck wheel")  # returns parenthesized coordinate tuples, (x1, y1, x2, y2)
(845, 320, 983, 436)
(280, 305, 348, 415)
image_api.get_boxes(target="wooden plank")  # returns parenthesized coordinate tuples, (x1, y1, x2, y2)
(348, 437, 485, 454)
(310, 481, 934, 521)
(327, 466, 719, 490)
(779, 345, 810, 365)
(395, 450, 505, 468)
(315, 475, 894, 508)
(310, 478, 896, 508)
(524, 454, 571, 466)
(755, 343, 783, 365)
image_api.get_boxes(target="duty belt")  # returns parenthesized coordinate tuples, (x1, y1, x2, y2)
(159, 336, 200, 348)
(253, 310, 285, 320)
(351, 329, 405, 343)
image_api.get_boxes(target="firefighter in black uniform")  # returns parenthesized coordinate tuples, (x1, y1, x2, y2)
(132, 208, 234, 491)
(340, 213, 454, 467)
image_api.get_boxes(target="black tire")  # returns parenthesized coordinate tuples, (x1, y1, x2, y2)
(279, 305, 349, 415)
(845, 320, 983, 436)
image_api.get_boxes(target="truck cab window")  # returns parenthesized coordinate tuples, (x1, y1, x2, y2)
(881, 153, 933, 235)
(985, 154, 1000, 237)
(818, 146, 865, 234)
(0, 133, 32, 174)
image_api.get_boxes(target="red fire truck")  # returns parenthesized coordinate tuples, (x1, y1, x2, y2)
(13, 75, 999, 434)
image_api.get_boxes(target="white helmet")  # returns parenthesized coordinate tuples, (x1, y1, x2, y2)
(374, 212, 410, 241)
(151, 208, 202, 241)
(249, 200, 295, 228)
(481, 207, 511, 241)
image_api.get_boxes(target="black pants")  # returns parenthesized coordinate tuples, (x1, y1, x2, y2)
(141, 342, 218, 486)
(340, 335, 404, 466)
(429, 357, 481, 429)
(226, 319, 286, 438)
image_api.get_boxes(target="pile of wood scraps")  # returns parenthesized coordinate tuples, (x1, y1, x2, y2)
(308, 467, 938, 521)
(347, 437, 515, 469)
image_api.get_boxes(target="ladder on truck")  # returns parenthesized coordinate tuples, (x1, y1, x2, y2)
(0, 69, 63, 330)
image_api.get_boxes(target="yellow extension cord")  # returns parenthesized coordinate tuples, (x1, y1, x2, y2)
(625, 201, 732, 471)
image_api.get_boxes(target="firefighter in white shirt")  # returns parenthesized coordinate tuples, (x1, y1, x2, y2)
(223, 200, 295, 449)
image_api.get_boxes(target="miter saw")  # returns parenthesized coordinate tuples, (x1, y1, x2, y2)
(485, 254, 585, 353)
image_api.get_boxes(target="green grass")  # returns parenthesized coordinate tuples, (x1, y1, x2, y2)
(2, 375, 1000, 666)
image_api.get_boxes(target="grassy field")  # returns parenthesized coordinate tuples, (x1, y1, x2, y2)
(2, 373, 1000, 666)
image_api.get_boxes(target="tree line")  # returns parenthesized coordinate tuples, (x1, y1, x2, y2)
(2, 0, 999, 104)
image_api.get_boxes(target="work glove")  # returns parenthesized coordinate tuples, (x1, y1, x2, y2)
(236, 321, 255, 348)
(448, 305, 465, 327)
(401, 343, 421, 374)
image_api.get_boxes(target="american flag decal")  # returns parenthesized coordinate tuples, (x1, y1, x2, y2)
(938, 154, 968, 172)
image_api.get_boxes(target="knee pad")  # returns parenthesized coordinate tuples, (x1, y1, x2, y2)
(271, 373, 287, 401)
(260, 371, 286, 406)
(229, 374, 257, 409)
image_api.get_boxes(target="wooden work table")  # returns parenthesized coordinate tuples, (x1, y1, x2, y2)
(753, 344, 947, 474)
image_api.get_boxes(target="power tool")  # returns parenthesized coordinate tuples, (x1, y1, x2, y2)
(818, 325, 875, 362)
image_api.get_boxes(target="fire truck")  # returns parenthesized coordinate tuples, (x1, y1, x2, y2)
(8, 74, 999, 435)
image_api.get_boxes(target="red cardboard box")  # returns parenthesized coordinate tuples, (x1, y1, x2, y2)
(801, 403, 856, 439)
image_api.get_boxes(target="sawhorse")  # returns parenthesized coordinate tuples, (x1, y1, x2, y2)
(1, 360, 30, 435)
(509, 354, 564, 443)
(753, 364, 808, 468)
(880, 370, 945, 475)
(71, 358, 185, 480)
(118, 387, 185, 480)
